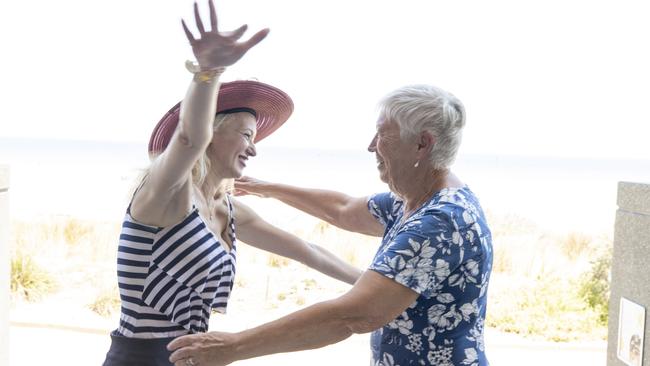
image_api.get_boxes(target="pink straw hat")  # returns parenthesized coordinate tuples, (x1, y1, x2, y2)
(148, 80, 294, 155)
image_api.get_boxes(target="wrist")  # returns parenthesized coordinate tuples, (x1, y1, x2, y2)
(185, 60, 226, 83)
(260, 183, 279, 198)
(231, 330, 256, 361)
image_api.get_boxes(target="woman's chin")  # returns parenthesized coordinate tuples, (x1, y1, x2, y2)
(232, 167, 245, 179)
(378, 170, 389, 184)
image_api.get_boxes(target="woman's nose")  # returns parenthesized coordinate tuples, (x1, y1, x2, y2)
(367, 134, 378, 152)
(247, 142, 257, 157)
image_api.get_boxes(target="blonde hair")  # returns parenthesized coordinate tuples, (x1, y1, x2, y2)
(191, 113, 230, 187)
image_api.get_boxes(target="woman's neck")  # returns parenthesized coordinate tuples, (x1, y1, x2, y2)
(399, 168, 461, 217)
(200, 170, 227, 202)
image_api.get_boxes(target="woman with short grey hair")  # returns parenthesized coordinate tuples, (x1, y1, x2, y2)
(379, 84, 466, 170)
(168, 84, 493, 366)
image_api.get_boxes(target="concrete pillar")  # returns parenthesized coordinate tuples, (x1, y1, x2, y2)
(0, 165, 9, 366)
(607, 181, 650, 366)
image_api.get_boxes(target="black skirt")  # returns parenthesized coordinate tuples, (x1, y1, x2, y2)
(102, 330, 177, 366)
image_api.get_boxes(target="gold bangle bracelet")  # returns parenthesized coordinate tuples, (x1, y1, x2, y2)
(185, 60, 226, 83)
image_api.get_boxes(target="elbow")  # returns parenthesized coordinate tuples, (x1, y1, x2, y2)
(333, 212, 355, 232)
(345, 314, 386, 335)
(345, 268, 364, 286)
(176, 119, 213, 151)
(326, 200, 355, 229)
(177, 130, 211, 152)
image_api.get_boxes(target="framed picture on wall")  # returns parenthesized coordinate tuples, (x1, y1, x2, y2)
(618, 297, 646, 366)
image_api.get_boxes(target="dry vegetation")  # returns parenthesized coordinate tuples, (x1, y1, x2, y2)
(485, 211, 611, 341)
(9, 210, 611, 342)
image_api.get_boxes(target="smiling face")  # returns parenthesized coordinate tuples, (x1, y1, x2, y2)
(367, 116, 415, 191)
(206, 111, 257, 179)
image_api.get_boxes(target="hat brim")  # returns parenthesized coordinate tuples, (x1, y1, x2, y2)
(148, 80, 293, 155)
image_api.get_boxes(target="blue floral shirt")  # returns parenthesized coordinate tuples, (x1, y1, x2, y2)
(367, 187, 492, 366)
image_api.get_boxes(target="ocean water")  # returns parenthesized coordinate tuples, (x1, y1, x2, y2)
(1, 137, 649, 235)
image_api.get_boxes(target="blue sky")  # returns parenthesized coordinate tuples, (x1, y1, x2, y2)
(1, 0, 649, 159)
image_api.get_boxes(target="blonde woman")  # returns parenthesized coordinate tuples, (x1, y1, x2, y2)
(102, 2, 361, 365)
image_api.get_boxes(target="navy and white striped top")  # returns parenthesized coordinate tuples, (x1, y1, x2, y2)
(114, 196, 237, 338)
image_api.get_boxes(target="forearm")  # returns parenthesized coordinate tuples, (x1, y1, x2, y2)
(232, 299, 359, 361)
(307, 243, 362, 285)
(177, 72, 223, 148)
(235, 199, 361, 285)
(263, 183, 356, 229)
(167, 271, 417, 364)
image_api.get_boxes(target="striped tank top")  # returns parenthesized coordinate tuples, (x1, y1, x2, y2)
(114, 195, 237, 338)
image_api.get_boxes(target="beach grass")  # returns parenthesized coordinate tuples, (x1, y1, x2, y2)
(10, 251, 57, 302)
(485, 211, 611, 341)
(8, 211, 611, 341)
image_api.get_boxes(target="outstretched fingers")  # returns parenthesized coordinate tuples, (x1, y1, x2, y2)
(223, 24, 248, 41)
(208, 0, 218, 31)
(181, 19, 196, 44)
(241, 28, 270, 51)
(194, 1, 206, 35)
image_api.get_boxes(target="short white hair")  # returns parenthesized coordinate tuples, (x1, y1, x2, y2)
(379, 84, 466, 170)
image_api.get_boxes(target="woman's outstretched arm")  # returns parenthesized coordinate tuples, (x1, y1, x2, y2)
(235, 176, 384, 236)
(233, 198, 362, 285)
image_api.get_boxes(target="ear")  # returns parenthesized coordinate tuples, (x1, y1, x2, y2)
(416, 131, 435, 154)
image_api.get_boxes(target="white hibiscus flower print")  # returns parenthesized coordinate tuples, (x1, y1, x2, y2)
(461, 348, 478, 365)
(434, 232, 453, 255)
(448, 273, 466, 291)
(388, 315, 414, 335)
(433, 259, 451, 282)
(459, 299, 478, 321)
(389, 254, 407, 272)
(449, 260, 480, 291)
(393, 238, 437, 292)
(467, 317, 486, 352)
(428, 305, 446, 325)
(465, 259, 480, 277)
(368, 200, 388, 226)
(395, 264, 432, 293)
(471, 221, 483, 237)
(436, 293, 455, 304)
(395, 237, 430, 257)
(452, 231, 463, 246)
(462, 210, 475, 225)
(374, 352, 398, 366)
(479, 272, 490, 297)
(428, 304, 462, 331)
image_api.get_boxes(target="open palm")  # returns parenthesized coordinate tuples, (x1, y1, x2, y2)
(182, 0, 269, 70)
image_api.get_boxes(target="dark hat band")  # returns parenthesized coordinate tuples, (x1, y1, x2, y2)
(218, 107, 257, 118)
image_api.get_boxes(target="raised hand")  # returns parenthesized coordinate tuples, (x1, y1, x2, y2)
(182, 0, 269, 70)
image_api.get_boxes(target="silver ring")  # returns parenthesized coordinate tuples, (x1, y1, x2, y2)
(185, 357, 196, 366)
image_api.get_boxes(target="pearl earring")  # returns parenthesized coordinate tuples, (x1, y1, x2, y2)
(414, 161, 420, 168)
